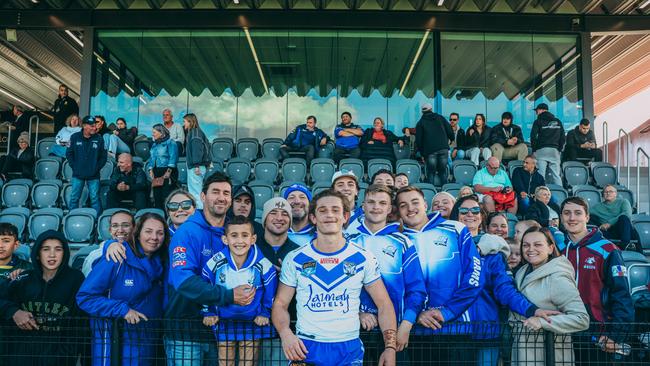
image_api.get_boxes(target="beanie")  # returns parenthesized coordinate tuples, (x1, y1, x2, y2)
(262, 197, 292, 226)
(283, 183, 312, 201)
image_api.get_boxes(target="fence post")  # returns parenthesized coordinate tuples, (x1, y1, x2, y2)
(543, 330, 555, 366)
(110, 318, 121, 366)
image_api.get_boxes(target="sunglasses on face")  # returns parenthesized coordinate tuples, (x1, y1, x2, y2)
(459, 207, 481, 215)
(450, 118, 458, 121)
(167, 200, 193, 212)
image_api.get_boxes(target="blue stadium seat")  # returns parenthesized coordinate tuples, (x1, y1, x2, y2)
(2, 181, 31, 208)
(31, 180, 62, 209)
(413, 183, 437, 208)
(547, 184, 568, 204)
(0, 207, 29, 240)
(100, 161, 114, 181)
(367, 159, 393, 179)
(212, 138, 234, 163)
(310, 158, 336, 184)
(396, 159, 422, 184)
(339, 158, 364, 181)
(62, 160, 73, 182)
(236, 138, 260, 161)
(177, 158, 188, 185)
(253, 159, 279, 184)
(28, 208, 63, 241)
(508, 160, 524, 178)
(133, 138, 152, 161)
(205, 162, 224, 177)
(442, 183, 463, 198)
(311, 181, 330, 196)
(627, 261, 650, 299)
(562, 161, 589, 187)
(34, 158, 61, 181)
(591, 162, 617, 188)
(249, 181, 274, 209)
(452, 160, 477, 186)
(61, 183, 89, 210)
(393, 143, 410, 161)
(282, 158, 307, 183)
(505, 212, 518, 237)
(226, 158, 252, 185)
(614, 185, 635, 211)
(63, 209, 97, 244)
(135, 208, 165, 221)
(70, 244, 100, 270)
(36, 137, 56, 159)
(262, 138, 283, 160)
(97, 208, 124, 242)
(633, 215, 650, 256)
(573, 185, 601, 208)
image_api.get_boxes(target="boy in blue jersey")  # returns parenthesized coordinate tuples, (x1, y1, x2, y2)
(331, 170, 363, 230)
(272, 189, 397, 366)
(284, 184, 315, 247)
(202, 215, 278, 366)
(395, 185, 484, 365)
(348, 184, 426, 363)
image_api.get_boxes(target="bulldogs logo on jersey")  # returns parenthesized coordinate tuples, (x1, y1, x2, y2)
(343, 261, 357, 277)
(382, 245, 397, 258)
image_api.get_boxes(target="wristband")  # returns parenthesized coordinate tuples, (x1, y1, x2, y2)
(383, 329, 397, 350)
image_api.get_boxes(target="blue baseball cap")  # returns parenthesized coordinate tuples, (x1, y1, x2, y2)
(283, 183, 312, 201)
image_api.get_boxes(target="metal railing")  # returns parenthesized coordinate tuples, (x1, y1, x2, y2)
(29, 114, 40, 147)
(617, 128, 632, 187)
(602, 120, 608, 163)
(637, 147, 649, 214)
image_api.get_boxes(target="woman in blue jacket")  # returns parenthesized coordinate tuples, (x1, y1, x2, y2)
(77, 213, 169, 366)
(147, 124, 179, 210)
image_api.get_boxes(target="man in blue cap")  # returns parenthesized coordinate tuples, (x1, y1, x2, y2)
(283, 183, 314, 247)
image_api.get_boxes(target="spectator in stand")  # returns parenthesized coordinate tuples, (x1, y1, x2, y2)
(147, 124, 179, 210)
(67, 116, 107, 215)
(530, 103, 565, 186)
(0, 132, 34, 181)
(448, 112, 465, 162)
(0, 223, 31, 281)
(331, 170, 363, 229)
(51, 84, 79, 132)
(489, 112, 528, 162)
(415, 103, 454, 185)
(589, 185, 635, 249)
(486, 212, 509, 238)
(472, 157, 517, 214)
(511, 227, 589, 366)
(506, 237, 521, 270)
(0, 230, 85, 366)
(332, 112, 363, 163)
(360, 117, 404, 164)
(458, 185, 474, 198)
(525, 186, 561, 228)
(557, 197, 634, 365)
(514, 220, 542, 246)
(371, 169, 395, 187)
(464, 113, 492, 166)
(450, 194, 484, 238)
(565, 118, 603, 162)
(283, 184, 315, 247)
(95, 115, 131, 158)
(162, 108, 185, 148)
(50, 114, 81, 158)
(164, 189, 196, 237)
(82, 210, 135, 277)
(77, 213, 167, 366)
(183, 113, 212, 208)
(8, 105, 31, 152)
(113, 118, 137, 153)
(228, 184, 264, 238)
(431, 192, 456, 219)
(394, 173, 409, 189)
(279, 116, 329, 165)
(511, 155, 546, 214)
(107, 153, 148, 210)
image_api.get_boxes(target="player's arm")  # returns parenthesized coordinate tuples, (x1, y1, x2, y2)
(272, 283, 307, 361)
(365, 279, 397, 366)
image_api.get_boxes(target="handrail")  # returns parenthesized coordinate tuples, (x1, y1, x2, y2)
(617, 129, 631, 187)
(636, 147, 649, 214)
(601, 120, 608, 162)
(29, 114, 39, 148)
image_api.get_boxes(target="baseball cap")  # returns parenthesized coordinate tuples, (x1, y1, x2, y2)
(331, 170, 359, 185)
(81, 115, 95, 124)
(421, 103, 433, 112)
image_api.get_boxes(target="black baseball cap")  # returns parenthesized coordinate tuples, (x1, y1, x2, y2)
(81, 115, 95, 124)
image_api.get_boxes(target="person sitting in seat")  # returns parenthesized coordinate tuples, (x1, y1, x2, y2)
(472, 157, 517, 214)
(112, 118, 137, 154)
(50, 114, 81, 158)
(564, 118, 603, 163)
(0, 132, 34, 181)
(107, 153, 149, 211)
(524, 186, 561, 229)
(489, 112, 528, 163)
(332, 111, 363, 163)
(511, 155, 545, 215)
(589, 185, 636, 250)
(360, 117, 404, 164)
(279, 116, 329, 165)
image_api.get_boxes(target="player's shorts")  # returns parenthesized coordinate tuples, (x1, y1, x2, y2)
(291, 338, 364, 366)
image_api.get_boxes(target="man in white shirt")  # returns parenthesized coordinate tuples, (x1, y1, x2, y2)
(163, 108, 185, 145)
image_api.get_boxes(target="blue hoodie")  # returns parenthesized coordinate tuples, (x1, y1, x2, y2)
(76, 240, 164, 366)
(402, 212, 484, 335)
(348, 221, 426, 325)
(165, 210, 233, 341)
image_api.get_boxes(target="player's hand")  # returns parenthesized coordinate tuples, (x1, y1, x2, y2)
(254, 316, 269, 326)
(202, 316, 219, 327)
(280, 331, 308, 361)
(233, 285, 256, 306)
(417, 309, 442, 329)
(378, 347, 396, 366)
(124, 309, 148, 324)
(396, 320, 413, 351)
(359, 312, 378, 331)
(13, 310, 38, 330)
(106, 241, 127, 263)
(534, 309, 561, 322)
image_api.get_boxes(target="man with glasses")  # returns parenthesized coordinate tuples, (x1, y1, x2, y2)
(82, 210, 134, 276)
(589, 185, 636, 250)
(473, 156, 517, 214)
(449, 112, 465, 161)
(107, 153, 148, 210)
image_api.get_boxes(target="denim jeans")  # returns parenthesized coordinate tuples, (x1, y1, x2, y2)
(103, 134, 131, 156)
(49, 144, 67, 158)
(187, 165, 206, 209)
(164, 338, 218, 366)
(70, 177, 101, 215)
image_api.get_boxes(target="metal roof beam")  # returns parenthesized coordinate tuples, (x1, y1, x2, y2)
(473, 0, 499, 11)
(568, 0, 603, 13)
(535, 0, 565, 13)
(505, 0, 532, 12)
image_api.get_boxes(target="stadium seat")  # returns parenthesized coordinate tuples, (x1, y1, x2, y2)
(133, 138, 152, 161)
(212, 138, 234, 163)
(14, 244, 30, 262)
(279, 181, 302, 197)
(591, 162, 617, 188)
(339, 158, 364, 180)
(622, 250, 649, 266)
(310, 158, 336, 184)
(249, 181, 274, 209)
(135, 208, 165, 221)
(34, 158, 61, 181)
(31, 180, 62, 209)
(413, 183, 437, 207)
(70, 244, 100, 270)
(62, 160, 73, 182)
(453, 160, 477, 186)
(262, 138, 283, 160)
(627, 262, 650, 299)
(205, 162, 224, 177)
(282, 158, 307, 183)
(393, 143, 410, 161)
(100, 161, 114, 181)
(253, 159, 279, 184)
(508, 160, 524, 178)
(573, 185, 601, 207)
(505, 212, 518, 237)
(614, 185, 635, 211)
(28, 208, 63, 241)
(236, 138, 260, 161)
(0, 207, 29, 240)
(442, 183, 463, 198)
(311, 181, 330, 196)
(61, 182, 89, 210)
(36, 137, 57, 159)
(356, 187, 366, 207)
(633, 216, 650, 255)
(97, 208, 124, 242)
(562, 161, 589, 187)
(547, 184, 568, 204)
(64, 209, 96, 244)
(1, 180, 31, 208)
(367, 159, 393, 179)
(226, 158, 252, 186)
(177, 158, 188, 185)
(396, 159, 422, 184)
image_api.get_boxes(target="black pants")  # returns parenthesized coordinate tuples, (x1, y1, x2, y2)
(151, 167, 177, 210)
(107, 188, 148, 211)
(426, 149, 449, 186)
(589, 214, 635, 247)
(333, 146, 361, 163)
(280, 145, 315, 165)
(565, 146, 603, 162)
(0, 155, 31, 179)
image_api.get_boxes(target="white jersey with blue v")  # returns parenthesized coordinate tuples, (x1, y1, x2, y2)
(280, 240, 381, 342)
(347, 220, 426, 325)
(288, 223, 315, 247)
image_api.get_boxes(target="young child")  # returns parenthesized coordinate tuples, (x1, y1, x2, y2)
(513, 220, 541, 245)
(0, 223, 31, 281)
(201, 215, 277, 366)
(505, 237, 521, 270)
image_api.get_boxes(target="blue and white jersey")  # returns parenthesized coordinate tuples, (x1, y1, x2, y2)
(343, 213, 363, 239)
(402, 212, 484, 325)
(280, 241, 381, 343)
(348, 220, 426, 324)
(288, 223, 316, 247)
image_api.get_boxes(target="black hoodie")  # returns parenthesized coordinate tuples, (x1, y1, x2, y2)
(227, 184, 264, 237)
(0, 230, 85, 366)
(530, 111, 565, 151)
(415, 111, 454, 157)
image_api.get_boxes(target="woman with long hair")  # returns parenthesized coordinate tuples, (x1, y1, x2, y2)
(147, 124, 179, 209)
(464, 113, 492, 166)
(50, 113, 81, 158)
(183, 113, 211, 208)
(164, 188, 197, 237)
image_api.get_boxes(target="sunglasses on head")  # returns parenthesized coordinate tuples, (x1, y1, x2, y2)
(459, 207, 481, 215)
(166, 199, 193, 212)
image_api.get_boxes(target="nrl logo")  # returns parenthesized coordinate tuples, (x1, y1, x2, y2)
(343, 261, 357, 277)
(301, 261, 317, 277)
(382, 245, 397, 258)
